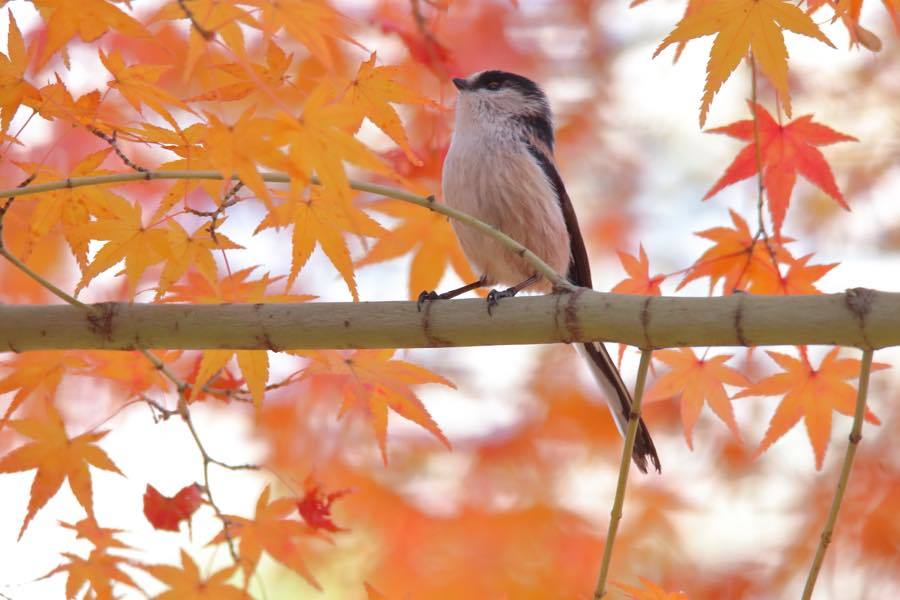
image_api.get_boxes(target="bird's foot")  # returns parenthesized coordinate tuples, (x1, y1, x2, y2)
(486, 287, 519, 315)
(416, 290, 442, 312)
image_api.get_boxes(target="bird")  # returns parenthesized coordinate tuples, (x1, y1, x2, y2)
(418, 70, 661, 473)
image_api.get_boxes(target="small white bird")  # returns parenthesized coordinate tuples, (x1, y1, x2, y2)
(420, 70, 660, 473)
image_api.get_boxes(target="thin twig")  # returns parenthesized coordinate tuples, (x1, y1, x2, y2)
(89, 127, 147, 173)
(0, 170, 570, 289)
(801, 349, 874, 600)
(748, 55, 781, 275)
(177, 0, 214, 39)
(593, 348, 653, 600)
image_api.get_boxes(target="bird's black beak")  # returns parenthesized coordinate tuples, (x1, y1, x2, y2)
(452, 78, 468, 91)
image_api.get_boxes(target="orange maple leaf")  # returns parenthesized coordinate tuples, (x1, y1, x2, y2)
(156, 220, 242, 300)
(187, 42, 293, 103)
(297, 349, 453, 464)
(100, 49, 190, 128)
(271, 82, 390, 201)
(32, 0, 147, 70)
(678, 209, 787, 293)
(58, 517, 128, 550)
(646, 348, 750, 449)
(45, 549, 140, 599)
(734, 347, 886, 469)
(256, 187, 384, 301)
(83, 350, 173, 397)
(74, 197, 170, 297)
(705, 102, 856, 236)
(210, 485, 328, 588)
(0, 11, 41, 133)
(614, 577, 690, 600)
(247, 0, 358, 69)
(356, 199, 476, 300)
(146, 549, 248, 599)
(0, 351, 85, 423)
(35, 76, 103, 128)
(14, 149, 127, 269)
(0, 406, 123, 538)
(342, 52, 435, 164)
(776, 253, 837, 295)
(653, 0, 834, 125)
(612, 245, 665, 296)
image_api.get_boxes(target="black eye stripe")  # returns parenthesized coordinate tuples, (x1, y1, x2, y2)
(472, 71, 544, 101)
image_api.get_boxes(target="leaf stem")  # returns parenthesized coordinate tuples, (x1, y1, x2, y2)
(593, 348, 653, 600)
(0, 170, 569, 289)
(801, 348, 874, 600)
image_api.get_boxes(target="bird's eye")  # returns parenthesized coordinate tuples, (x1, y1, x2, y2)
(486, 81, 502, 90)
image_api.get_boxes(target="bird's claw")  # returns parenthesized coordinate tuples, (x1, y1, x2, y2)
(486, 288, 515, 315)
(416, 290, 441, 312)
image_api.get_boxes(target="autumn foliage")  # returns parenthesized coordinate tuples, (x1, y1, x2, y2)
(0, 0, 898, 599)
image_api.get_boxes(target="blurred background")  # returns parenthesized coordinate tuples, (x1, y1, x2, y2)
(0, 0, 898, 598)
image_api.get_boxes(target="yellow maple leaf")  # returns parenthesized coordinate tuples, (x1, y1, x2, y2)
(0, 406, 122, 539)
(342, 52, 435, 164)
(356, 199, 476, 300)
(256, 188, 385, 301)
(100, 50, 191, 128)
(156, 220, 242, 300)
(74, 199, 170, 298)
(297, 349, 454, 464)
(0, 11, 41, 133)
(33, 0, 147, 70)
(654, 0, 834, 126)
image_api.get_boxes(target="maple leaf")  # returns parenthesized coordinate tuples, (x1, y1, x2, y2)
(614, 577, 690, 600)
(646, 348, 750, 449)
(187, 42, 293, 103)
(653, 0, 834, 125)
(100, 50, 191, 128)
(45, 549, 140, 599)
(35, 76, 103, 128)
(150, 0, 257, 80)
(297, 349, 453, 464)
(201, 108, 285, 208)
(271, 82, 391, 201)
(776, 253, 836, 295)
(357, 199, 477, 300)
(83, 350, 173, 397)
(246, 0, 358, 68)
(0, 11, 41, 133)
(0, 351, 85, 423)
(146, 549, 248, 599)
(74, 198, 170, 297)
(143, 483, 204, 532)
(256, 187, 385, 301)
(0, 406, 123, 538)
(156, 220, 242, 300)
(32, 0, 147, 70)
(611, 245, 665, 296)
(210, 485, 328, 588)
(705, 102, 857, 235)
(734, 348, 886, 468)
(342, 52, 434, 164)
(678, 209, 788, 293)
(297, 478, 351, 533)
(365, 582, 390, 600)
(59, 517, 127, 550)
(14, 149, 130, 269)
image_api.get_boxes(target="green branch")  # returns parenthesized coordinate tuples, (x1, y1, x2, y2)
(593, 348, 653, 599)
(0, 170, 568, 288)
(801, 349, 875, 600)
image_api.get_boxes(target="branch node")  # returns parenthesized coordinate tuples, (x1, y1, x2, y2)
(640, 296, 654, 349)
(845, 287, 875, 349)
(86, 302, 118, 341)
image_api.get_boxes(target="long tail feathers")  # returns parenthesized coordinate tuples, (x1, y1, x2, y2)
(577, 342, 661, 474)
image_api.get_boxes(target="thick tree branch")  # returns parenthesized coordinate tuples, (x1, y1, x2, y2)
(0, 289, 896, 352)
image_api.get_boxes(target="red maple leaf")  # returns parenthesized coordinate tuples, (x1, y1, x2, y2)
(296, 478, 352, 533)
(143, 483, 204, 532)
(705, 101, 856, 236)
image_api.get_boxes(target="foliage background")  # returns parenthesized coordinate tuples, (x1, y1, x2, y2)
(0, 0, 898, 598)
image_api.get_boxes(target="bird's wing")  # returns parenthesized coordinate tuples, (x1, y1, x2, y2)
(525, 141, 661, 473)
